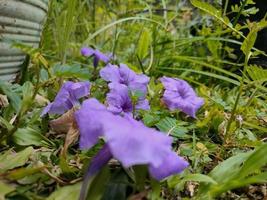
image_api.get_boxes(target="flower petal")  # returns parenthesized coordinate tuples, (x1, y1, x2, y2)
(41, 81, 90, 116)
(81, 47, 95, 57)
(149, 152, 189, 180)
(160, 76, 204, 118)
(107, 83, 133, 114)
(100, 64, 121, 83)
(101, 114, 172, 168)
(75, 99, 106, 149)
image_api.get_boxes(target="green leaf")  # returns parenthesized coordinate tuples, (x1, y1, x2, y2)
(7, 166, 45, 180)
(0, 181, 15, 200)
(86, 167, 111, 200)
(247, 65, 267, 82)
(241, 25, 258, 57)
(183, 174, 218, 184)
(0, 147, 34, 173)
(237, 143, 267, 178)
(209, 151, 251, 183)
(190, 0, 242, 37)
(137, 28, 151, 60)
(102, 170, 128, 200)
(47, 183, 81, 200)
(20, 82, 34, 114)
(0, 80, 21, 112)
(53, 64, 90, 79)
(12, 127, 51, 147)
(156, 117, 190, 138)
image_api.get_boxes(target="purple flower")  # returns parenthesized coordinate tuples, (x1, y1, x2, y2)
(75, 98, 188, 180)
(100, 63, 150, 95)
(106, 83, 149, 115)
(160, 76, 204, 118)
(41, 81, 90, 116)
(81, 47, 112, 67)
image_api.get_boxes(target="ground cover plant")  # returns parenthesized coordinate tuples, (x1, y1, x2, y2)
(0, 0, 267, 199)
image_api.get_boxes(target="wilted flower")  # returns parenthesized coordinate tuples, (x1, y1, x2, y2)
(75, 98, 188, 180)
(41, 81, 90, 116)
(160, 76, 204, 118)
(100, 63, 150, 95)
(81, 47, 112, 67)
(106, 83, 149, 115)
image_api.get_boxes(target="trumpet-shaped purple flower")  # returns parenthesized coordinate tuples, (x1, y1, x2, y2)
(81, 47, 112, 67)
(75, 98, 188, 180)
(100, 63, 150, 95)
(106, 83, 149, 115)
(41, 81, 90, 116)
(160, 77, 204, 118)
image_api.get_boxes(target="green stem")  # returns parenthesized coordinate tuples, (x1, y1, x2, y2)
(223, 0, 229, 16)
(233, 0, 248, 27)
(224, 55, 249, 141)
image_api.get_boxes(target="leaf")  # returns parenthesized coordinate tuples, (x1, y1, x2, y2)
(102, 171, 128, 200)
(12, 127, 51, 147)
(190, 0, 243, 38)
(0, 147, 34, 173)
(237, 143, 267, 178)
(183, 174, 218, 184)
(86, 167, 111, 200)
(47, 183, 81, 200)
(53, 64, 90, 79)
(0, 94, 9, 108)
(241, 24, 258, 57)
(0, 80, 21, 112)
(209, 151, 251, 183)
(7, 166, 45, 180)
(0, 181, 15, 200)
(20, 82, 34, 114)
(156, 117, 190, 138)
(247, 65, 267, 82)
(137, 28, 151, 60)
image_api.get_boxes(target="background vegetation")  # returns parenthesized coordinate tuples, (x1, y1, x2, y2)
(0, 0, 267, 199)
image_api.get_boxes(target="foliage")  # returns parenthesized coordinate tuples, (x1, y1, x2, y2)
(0, 0, 267, 199)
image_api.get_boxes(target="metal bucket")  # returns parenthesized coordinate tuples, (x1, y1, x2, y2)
(0, 0, 49, 81)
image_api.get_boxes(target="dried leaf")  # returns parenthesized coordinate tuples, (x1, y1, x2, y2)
(35, 94, 49, 106)
(61, 124, 79, 157)
(50, 109, 75, 133)
(0, 94, 8, 108)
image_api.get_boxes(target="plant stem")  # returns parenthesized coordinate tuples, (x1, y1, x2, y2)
(223, 0, 229, 16)
(233, 0, 248, 27)
(224, 55, 249, 141)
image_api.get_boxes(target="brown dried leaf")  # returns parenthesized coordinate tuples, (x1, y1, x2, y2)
(50, 109, 75, 134)
(35, 94, 49, 106)
(61, 124, 79, 157)
(0, 94, 8, 108)
(128, 191, 148, 200)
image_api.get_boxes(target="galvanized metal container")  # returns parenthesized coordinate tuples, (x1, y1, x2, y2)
(0, 0, 49, 81)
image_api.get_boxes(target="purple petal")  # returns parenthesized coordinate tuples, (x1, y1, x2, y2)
(77, 98, 188, 180)
(41, 81, 90, 116)
(87, 144, 113, 176)
(107, 83, 133, 114)
(81, 47, 95, 57)
(149, 152, 189, 180)
(100, 64, 121, 83)
(69, 81, 90, 99)
(75, 99, 106, 149)
(160, 76, 204, 118)
(94, 49, 111, 63)
(119, 64, 150, 95)
(135, 98, 150, 110)
(101, 115, 173, 168)
(118, 64, 137, 85)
